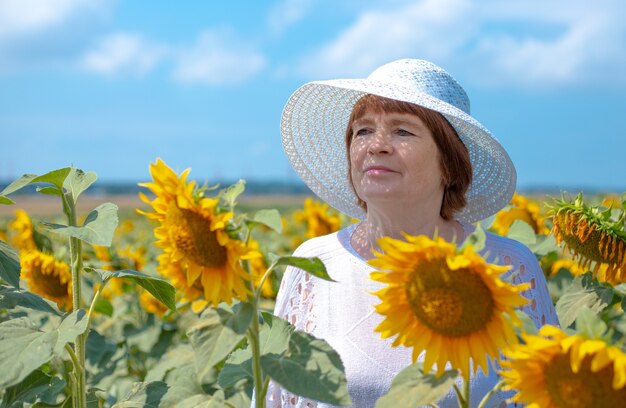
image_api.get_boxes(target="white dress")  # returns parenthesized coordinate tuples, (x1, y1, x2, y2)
(263, 223, 559, 408)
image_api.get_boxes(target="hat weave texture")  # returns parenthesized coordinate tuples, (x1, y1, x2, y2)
(281, 59, 516, 223)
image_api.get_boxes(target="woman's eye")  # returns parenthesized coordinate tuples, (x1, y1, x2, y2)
(396, 128, 414, 136)
(354, 128, 371, 137)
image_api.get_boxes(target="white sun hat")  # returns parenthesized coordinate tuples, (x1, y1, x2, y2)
(281, 59, 516, 224)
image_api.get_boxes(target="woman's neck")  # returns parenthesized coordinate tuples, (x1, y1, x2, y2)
(350, 208, 465, 260)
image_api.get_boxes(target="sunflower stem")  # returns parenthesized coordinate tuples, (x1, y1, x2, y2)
(86, 278, 109, 329)
(477, 380, 503, 408)
(243, 258, 266, 408)
(64, 193, 87, 408)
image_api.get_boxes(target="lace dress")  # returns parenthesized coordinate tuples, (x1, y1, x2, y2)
(261, 223, 559, 407)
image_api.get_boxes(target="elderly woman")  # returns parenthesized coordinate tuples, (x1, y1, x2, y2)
(267, 59, 558, 407)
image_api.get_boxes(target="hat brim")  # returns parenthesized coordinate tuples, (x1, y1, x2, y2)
(281, 79, 516, 223)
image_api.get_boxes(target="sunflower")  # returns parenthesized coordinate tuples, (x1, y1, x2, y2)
(549, 257, 589, 276)
(500, 325, 626, 407)
(369, 235, 529, 380)
(492, 193, 549, 236)
(9, 209, 37, 252)
(550, 193, 626, 284)
(248, 238, 276, 299)
(294, 197, 342, 239)
(138, 158, 260, 307)
(21, 250, 72, 311)
(93, 245, 114, 271)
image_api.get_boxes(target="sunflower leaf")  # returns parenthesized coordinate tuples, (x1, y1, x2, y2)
(0, 196, 14, 204)
(0, 285, 62, 315)
(32, 168, 72, 191)
(218, 313, 293, 391)
(0, 240, 21, 288)
(188, 303, 253, 379)
(374, 363, 458, 408)
(89, 268, 176, 311)
(506, 220, 537, 246)
(0, 317, 57, 389)
(461, 224, 486, 252)
(64, 168, 98, 204)
(575, 306, 609, 339)
(0, 369, 66, 407)
(36, 185, 63, 196)
(220, 179, 246, 209)
(273, 256, 334, 282)
(260, 330, 351, 406)
(250, 209, 283, 233)
(556, 273, 613, 328)
(43, 202, 119, 246)
(54, 309, 89, 356)
(0, 174, 38, 197)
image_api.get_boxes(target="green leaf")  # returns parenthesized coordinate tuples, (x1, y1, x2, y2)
(220, 179, 246, 208)
(0, 285, 62, 315)
(575, 306, 608, 339)
(528, 234, 559, 257)
(260, 330, 351, 406)
(0, 173, 38, 197)
(0, 318, 57, 388)
(53, 309, 89, 355)
(36, 185, 62, 196)
(91, 268, 176, 311)
(274, 256, 334, 282)
(64, 168, 97, 204)
(556, 273, 614, 328)
(506, 220, 537, 246)
(112, 381, 170, 407)
(188, 304, 253, 380)
(145, 344, 194, 382)
(44, 203, 119, 246)
(374, 363, 458, 408)
(460, 224, 486, 252)
(0, 369, 66, 407)
(93, 298, 113, 317)
(218, 313, 293, 390)
(32, 168, 72, 191)
(0, 240, 20, 288)
(0, 196, 14, 204)
(250, 209, 283, 233)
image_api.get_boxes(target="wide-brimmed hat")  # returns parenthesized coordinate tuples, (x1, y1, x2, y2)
(281, 59, 516, 223)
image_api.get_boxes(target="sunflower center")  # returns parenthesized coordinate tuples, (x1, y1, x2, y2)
(168, 205, 227, 268)
(544, 352, 626, 408)
(555, 212, 624, 266)
(31, 260, 69, 298)
(406, 259, 494, 336)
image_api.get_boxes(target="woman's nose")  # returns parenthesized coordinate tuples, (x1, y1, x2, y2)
(367, 132, 393, 154)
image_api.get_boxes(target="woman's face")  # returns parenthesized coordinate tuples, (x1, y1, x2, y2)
(349, 109, 444, 211)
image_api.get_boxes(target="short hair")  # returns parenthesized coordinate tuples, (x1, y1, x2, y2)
(345, 94, 472, 220)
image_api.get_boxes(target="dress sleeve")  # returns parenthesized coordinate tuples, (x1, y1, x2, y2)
(259, 246, 321, 408)
(501, 242, 560, 328)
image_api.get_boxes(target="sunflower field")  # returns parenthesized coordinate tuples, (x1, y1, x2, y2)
(0, 161, 625, 408)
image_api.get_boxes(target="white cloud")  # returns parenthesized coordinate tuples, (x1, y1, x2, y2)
(81, 33, 167, 75)
(0, 0, 109, 40)
(295, 0, 626, 88)
(172, 29, 266, 85)
(267, 0, 314, 35)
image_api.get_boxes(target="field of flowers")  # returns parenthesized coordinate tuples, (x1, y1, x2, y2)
(0, 161, 625, 407)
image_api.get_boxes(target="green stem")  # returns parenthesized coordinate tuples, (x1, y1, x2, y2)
(64, 193, 87, 408)
(463, 375, 470, 408)
(243, 256, 265, 408)
(477, 380, 504, 408)
(87, 278, 108, 328)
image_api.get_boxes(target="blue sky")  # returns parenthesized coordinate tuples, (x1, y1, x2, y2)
(0, 0, 624, 192)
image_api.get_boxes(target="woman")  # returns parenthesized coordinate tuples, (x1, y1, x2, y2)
(267, 59, 558, 407)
